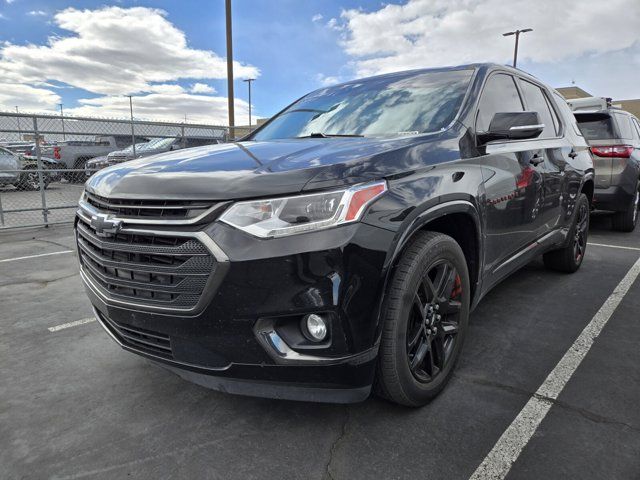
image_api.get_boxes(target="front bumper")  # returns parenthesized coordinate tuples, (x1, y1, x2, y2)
(77, 206, 394, 403)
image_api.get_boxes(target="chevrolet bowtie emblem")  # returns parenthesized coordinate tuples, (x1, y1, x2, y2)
(90, 213, 122, 237)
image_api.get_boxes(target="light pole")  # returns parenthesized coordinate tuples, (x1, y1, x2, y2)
(225, 0, 235, 139)
(59, 103, 66, 140)
(502, 28, 532, 68)
(126, 95, 136, 157)
(15, 106, 21, 140)
(243, 78, 255, 129)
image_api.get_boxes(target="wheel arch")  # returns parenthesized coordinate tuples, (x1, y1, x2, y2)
(386, 200, 483, 307)
(581, 177, 594, 206)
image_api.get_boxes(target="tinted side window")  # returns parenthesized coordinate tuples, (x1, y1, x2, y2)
(476, 74, 524, 132)
(632, 118, 640, 140)
(552, 91, 583, 137)
(544, 95, 561, 135)
(612, 112, 633, 139)
(519, 80, 557, 138)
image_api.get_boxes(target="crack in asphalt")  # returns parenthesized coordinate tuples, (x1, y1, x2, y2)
(36, 237, 76, 250)
(454, 373, 640, 434)
(0, 272, 78, 289)
(323, 406, 351, 480)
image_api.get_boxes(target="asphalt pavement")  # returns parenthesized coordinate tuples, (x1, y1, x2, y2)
(1, 214, 638, 479)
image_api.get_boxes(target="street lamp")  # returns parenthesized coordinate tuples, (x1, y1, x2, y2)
(126, 95, 136, 157)
(225, 0, 235, 139)
(59, 103, 66, 140)
(243, 78, 255, 129)
(502, 28, 533, 68)
(15, 106, 21, 140)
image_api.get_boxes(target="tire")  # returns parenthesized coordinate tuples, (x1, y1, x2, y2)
(611, 182, 639, 232)
(15, 167, 47, 191)
(543, 193, 590, 273)
(375, 231, 470, 407)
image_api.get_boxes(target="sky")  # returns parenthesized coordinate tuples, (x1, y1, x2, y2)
(0, 0, 639, 125)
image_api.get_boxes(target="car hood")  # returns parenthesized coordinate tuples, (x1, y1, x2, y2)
(85, 133, 459, 200)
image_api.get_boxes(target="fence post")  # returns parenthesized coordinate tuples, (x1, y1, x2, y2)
(181, 124, 185, 149)
(0, 191, 5, 226)
(33, 116, 49, 227)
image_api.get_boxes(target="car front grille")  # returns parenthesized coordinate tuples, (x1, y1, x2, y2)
(76, 216, 216, 311)
(97, 310, 173, 359)
(84, 191, 219, 221)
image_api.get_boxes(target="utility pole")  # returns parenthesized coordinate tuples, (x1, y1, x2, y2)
(502, 28, 532, 68)
(59, 103, 66, 140)
(15, 106, 21, 140)
(126, 95, 136, 157)
(225, 0, 235, 139)
(243, 78, 255, 129)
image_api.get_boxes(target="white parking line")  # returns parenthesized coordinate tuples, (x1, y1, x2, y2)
(0, 250, 73, 263)
(48, 317, 95, 332)
(470, 255, 640, 480)
(588, 242, 640, 252)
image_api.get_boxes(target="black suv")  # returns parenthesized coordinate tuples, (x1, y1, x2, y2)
(76, 64, 593, 406)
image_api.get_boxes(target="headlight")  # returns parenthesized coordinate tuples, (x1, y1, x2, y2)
(219, 180, 387, 238)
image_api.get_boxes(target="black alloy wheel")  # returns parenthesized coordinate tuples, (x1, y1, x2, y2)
(573, 199, 589, 264)
(406, 260, 462, 383)
(376, 231, 470, 407)
(543, 193, 590, 273)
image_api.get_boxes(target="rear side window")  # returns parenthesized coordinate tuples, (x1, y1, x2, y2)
(476, 74, 524, 132)
(552, 92, 583, 137)
(519, 80, 558, 138)
(632, 118, 640, 140)
(613, 112, 634, 140)
(575, 114, 616, 140)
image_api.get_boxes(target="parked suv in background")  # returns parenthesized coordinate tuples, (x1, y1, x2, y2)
(77, 64, 593, 406)
(85, 137, 221, 176)
(571, 99, 640, 231)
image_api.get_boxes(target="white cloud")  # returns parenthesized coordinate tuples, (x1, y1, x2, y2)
(312, 14, 323, 22)
(0, 6, 260, 124)
(326, 17, 344, 31)
(337, 0, 640, 78)
(0, 83, 61, 112)
(146, 84, 185, 95)
(190, 83, 216, 94)
(316, 74, 341, 87)
(64, 93, 249, 125)
(28, 10, 46, 16)
(0, 6, 259, 96)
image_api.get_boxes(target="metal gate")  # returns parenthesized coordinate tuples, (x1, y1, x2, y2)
(0, 112, 229, 230)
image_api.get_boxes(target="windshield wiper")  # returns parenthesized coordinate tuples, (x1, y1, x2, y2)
(296, 133, 364, 138)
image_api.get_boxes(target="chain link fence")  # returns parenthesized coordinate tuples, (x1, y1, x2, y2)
(0, 112, 230, 230)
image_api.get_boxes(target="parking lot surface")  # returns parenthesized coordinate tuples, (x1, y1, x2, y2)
(0, 181, 83, 229)
(1, 214, 639, 479)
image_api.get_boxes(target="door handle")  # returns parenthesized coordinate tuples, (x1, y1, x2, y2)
(530, 155, 544, 166)
(568, 150, 578, 159)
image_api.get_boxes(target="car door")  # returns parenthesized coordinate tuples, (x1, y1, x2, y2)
(475, 73, 548, 276)
(0, 147, 19, 184)
(517, 78, 568, 228)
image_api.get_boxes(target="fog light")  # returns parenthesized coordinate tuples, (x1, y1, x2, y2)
(304, 314, 328, 342)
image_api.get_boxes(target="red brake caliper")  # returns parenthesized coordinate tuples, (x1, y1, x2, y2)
(451, 274, 462, 298)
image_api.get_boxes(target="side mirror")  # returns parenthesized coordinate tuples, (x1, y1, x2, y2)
(478, 111, 544, 145)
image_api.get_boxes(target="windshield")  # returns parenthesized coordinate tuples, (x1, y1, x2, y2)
(138, 137, 175, 151)
(252, 69, 474, 140)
